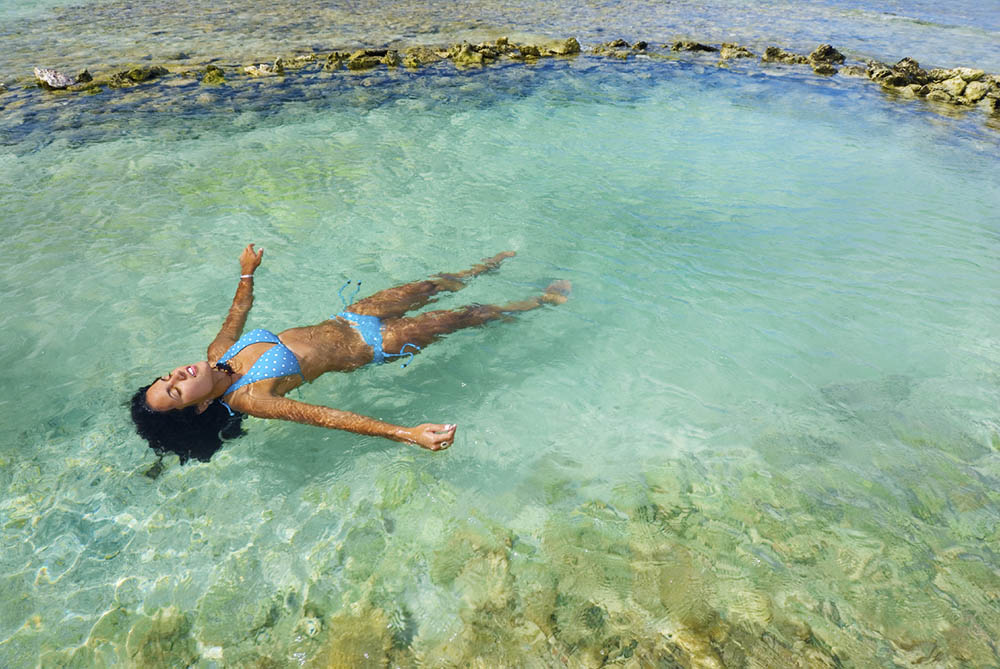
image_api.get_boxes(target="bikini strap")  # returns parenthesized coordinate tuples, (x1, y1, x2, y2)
(338, 279, 362, 309)
(383, 342, 421, 368)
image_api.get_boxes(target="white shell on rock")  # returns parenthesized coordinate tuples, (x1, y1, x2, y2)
(244, 59, 284, 76)
(34, 67, 75, 89)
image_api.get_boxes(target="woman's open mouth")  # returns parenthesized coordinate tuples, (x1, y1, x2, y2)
(187, 365, 197, 377)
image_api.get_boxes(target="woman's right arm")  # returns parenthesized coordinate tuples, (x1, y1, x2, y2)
(207, 243, 263, 361)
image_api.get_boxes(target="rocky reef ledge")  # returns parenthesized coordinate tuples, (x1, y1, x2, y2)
(8, 35, 1000, 127)
(594, 39, 999, 116)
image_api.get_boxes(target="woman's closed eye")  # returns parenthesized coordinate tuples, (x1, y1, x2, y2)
(160, 375, 180, 400)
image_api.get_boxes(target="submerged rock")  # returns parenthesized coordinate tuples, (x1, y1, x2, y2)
(593, 39, 633, 59)
(244, 59, 284, 76)
(544, 37, 582, 55)
(107, 65, 168, 88)
(346, 56, 381, 70)
(347, 50, 385, 70)
(671, 41, 718, 53)
(451, 42, 487, 67)
(381, 50, 401, 67)
(925, 88, 956, 104)
(34, 67, 75, 89)
(762, 46, 808, 64)
(202, 65, 225, 85)
(809, 43, 845, 65)
(720, 43, 755, 60)
(323, 51, 349, 71)
(930, 76, 967, 98)
(18, 34, 1000, 127)
(307, 605, 392, 668)
(894, 57, 930, 83)
(517, 44, 541, 58)
(840, 64, 868, 77)
(930, 66, 985, 82)
(860, 56, 1000, 107)
(963, 80, 990, 103)
(282, 54, 316, 70)
(867, 57, 930, 88)
(404, 45, 444, 66)
(807, 44, 844, 74)
(125, 607, 197, 667)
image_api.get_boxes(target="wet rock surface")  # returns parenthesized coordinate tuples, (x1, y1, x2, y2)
(866, 57, 1000, 107)
(809, 43, 845, 65)
(33, 67, 76, 89)
(201, 65, 225, 85)
(720, 42, 756, 60)
(670, 41, 719, 53)
(13, 35, 998, 129)
(762, 46, 808, 64)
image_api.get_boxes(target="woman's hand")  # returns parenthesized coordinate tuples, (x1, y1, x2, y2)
(405, 423, 457, 451)
(239, 243, 264, 276)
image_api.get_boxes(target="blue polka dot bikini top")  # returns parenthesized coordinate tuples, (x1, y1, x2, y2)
(216, 329, 306, 413)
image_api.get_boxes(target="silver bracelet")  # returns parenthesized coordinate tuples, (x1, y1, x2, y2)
(240, 274, 254, 279)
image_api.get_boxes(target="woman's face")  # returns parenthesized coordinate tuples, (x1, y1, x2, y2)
(145, 361, 216, 412)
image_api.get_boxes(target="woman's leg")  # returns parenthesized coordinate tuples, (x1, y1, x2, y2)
(346, 251, 516, 320)
(381, 280, 571, 354)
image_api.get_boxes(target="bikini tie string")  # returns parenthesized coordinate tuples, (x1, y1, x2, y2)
(338, 280, 421, 368)
(338, 279, 362, 309)
(384, 342, 421, 368)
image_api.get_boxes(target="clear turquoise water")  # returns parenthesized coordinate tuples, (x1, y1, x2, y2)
(2, 2, 1000, 667)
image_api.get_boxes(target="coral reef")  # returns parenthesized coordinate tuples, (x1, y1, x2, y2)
(18, 34, 1000, 127)
(720, 43, 756, 60)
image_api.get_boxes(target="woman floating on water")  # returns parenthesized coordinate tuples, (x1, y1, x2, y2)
(131, 244, 570, 462)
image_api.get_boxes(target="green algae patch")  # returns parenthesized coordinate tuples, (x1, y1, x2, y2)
(124, 607, 197, 667)
(201, 65, 225, 85)
(305, 604, 395, 668)
(105, 65, 169, 88)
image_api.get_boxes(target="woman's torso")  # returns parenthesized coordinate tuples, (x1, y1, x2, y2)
(213, 319, 374, 401)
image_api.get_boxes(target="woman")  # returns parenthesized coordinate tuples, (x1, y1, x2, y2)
(131, 244, 569, 462)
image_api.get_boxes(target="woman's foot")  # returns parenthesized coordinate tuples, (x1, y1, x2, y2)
(433, 250, 517, 290)
(540, 279, 572, 305)
(481, 250, 516, 270)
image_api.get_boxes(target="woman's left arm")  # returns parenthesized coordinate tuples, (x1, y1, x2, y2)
(232, 393, 457, 451)
(207, 243, 264, 361)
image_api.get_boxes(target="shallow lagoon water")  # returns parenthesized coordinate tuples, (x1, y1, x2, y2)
(2, 1, 1000, 667)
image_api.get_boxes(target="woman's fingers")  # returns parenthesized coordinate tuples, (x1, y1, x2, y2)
(418, 423, 457, 450)
(240, 243, 264, 273)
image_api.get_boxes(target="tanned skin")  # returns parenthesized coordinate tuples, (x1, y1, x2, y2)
(145, 244, 570, 451)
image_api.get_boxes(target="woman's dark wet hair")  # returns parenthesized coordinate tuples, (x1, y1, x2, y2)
(130, 380, 245, 464)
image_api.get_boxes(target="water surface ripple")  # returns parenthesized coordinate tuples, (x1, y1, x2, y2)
(1, 2, 999, 667)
